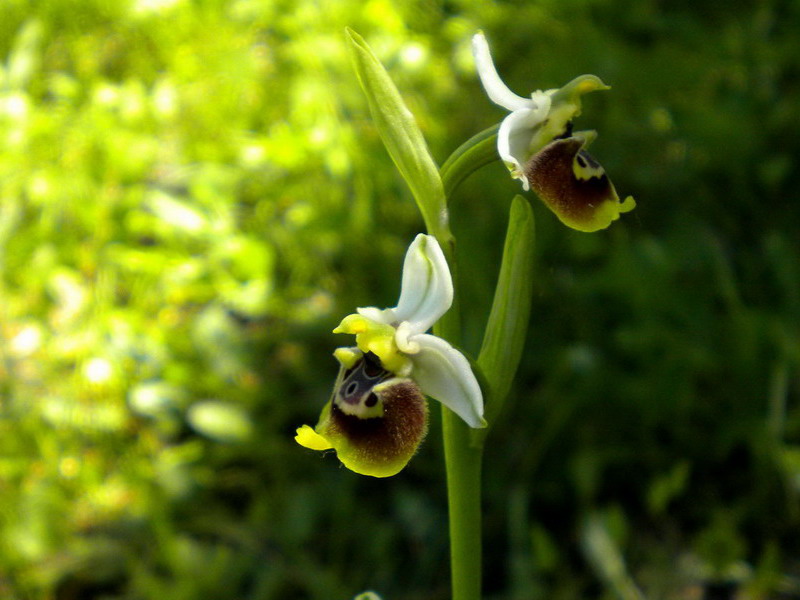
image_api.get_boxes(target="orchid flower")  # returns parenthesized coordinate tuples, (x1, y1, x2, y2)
(295, 234, 485, 477)
(472, 32, 636, 232)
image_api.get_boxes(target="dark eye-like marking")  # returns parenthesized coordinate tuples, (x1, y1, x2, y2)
(345, 382, 358, 396)
(364, 393, 378, 408)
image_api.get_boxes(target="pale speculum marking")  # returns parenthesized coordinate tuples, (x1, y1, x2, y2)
(335, 352, 392, 417)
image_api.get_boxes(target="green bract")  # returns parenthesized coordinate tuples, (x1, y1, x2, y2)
(476, 196, 536, 433)
(346, 28, 451, 242)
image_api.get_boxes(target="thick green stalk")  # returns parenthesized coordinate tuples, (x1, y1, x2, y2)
(440, 124, 499, 200)
(441, 407, 483, 600)
(433, 238, 484, 600)
(432, 119, 509, 600)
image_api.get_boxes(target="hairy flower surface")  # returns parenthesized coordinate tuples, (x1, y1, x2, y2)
(296, 234, 485, 477)
(472, 32, 635, 232)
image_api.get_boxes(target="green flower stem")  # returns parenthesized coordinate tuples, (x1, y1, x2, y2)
(434, 197, 535, 599)
(345, 29, 482, 595)
(344, 28, 534, 600)
(433, 230, 484, 600)
(441, 407, 483, 600)
(440, 124, 499, 200)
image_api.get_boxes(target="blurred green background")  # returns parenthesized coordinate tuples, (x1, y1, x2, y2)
(1, 0, 799, 598)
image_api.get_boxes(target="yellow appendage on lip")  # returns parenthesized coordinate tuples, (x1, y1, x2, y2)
(294, 425, 333, 451)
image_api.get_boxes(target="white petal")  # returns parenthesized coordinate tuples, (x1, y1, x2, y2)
(393, 234, 453, 335)
(395, 321, 421, 354)
(408, 334, 485, 428)
(497, 102, 551, 191)
(472, 32, 534, 112)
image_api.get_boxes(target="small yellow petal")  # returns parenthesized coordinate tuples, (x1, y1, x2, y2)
(333, 313, 368, 334)
(333, 347, 362, 369)
(295, 425, 333, 451)
(552, 74, 610, 102)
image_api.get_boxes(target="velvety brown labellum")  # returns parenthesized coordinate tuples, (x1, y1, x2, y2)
(329, 379, 428, 465)
(524, 137, 622, 230)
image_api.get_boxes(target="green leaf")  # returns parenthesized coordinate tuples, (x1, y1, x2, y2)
(440, 124, 499, 199)
(345, 28, 450, 240)
(476, 196, 536, 429)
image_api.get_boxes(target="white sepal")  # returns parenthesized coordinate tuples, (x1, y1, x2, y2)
(472, 32, 533, 112)
(497, 106, 548, 190)
(408, 333, 486, 429)
(392, 234, 453, 335)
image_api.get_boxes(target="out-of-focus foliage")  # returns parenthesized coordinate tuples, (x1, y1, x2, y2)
(0, 0, 798, 599)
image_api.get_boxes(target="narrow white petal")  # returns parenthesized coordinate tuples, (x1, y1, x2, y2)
(393, 234, 453, 334)
(472, 32, 534, 112)
(409, 334, 485, 428)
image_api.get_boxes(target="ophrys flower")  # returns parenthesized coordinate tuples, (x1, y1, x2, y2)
(295, 234, 485, 477)
(472, 32, 635, 232)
